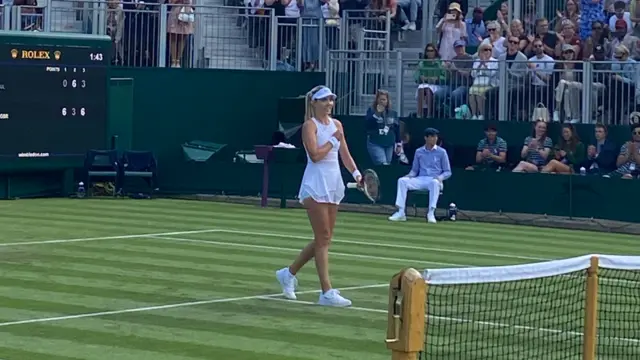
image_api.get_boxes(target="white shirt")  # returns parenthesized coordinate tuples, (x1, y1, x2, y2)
(528, 54, 555, 86)
(481, 37, 506, 59)
(609, 13, 633, 34)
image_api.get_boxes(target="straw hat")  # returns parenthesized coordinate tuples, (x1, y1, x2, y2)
(448, 2, 462, 13)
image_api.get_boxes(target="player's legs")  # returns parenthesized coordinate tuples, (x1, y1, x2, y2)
(389, 176, 431, 221)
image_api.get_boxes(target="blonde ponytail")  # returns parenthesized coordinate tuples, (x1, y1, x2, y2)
(304, 85, 324, 122)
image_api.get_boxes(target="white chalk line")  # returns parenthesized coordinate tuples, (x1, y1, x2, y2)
(148, 236, 465, 267)
(259, 298, 640, 344)
(0, 229, 222, 247)
(0, 283, 386, 328)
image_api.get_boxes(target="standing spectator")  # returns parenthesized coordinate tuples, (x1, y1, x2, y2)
(167, 0, 194, 68)
(486, 35, 529, 121)
(14, 0, 42, 31)
(580, 0, 604, 40)
(512, 120, 554, 172)
(415, 44, 447, 118)
(106, 0, 125, 65)
(542, 124, 585, 173)
(123, 0, 159, 67)
(552, 45, 583, 123)
(580, 123, 618, 174)
(466, 7, 486, 48)
(468, 42, 499, 120)
(465, 123, 507, 171)
(365, 90, 401, 165)
(610, 123, 640, 178)
(298, 0, 325, 71)
(525, 38, 555, 116)
(436, 2, 467, 61)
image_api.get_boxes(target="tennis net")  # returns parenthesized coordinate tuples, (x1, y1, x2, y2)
(415, 255, 640, 360)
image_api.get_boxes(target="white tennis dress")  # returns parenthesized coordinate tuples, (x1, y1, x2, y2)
(297, 117, 345, 205)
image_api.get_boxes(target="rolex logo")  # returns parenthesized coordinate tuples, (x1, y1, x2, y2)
(10, 49, 17, 59)
(54, 50, 61, 60)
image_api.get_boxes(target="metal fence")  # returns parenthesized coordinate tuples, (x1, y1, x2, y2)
(2, 1, 392, 70)
(326, 51, 640, 125)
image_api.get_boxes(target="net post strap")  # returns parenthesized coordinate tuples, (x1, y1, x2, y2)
(423, 254, 640, 285)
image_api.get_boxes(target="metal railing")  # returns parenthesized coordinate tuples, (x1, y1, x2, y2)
(2, 2, 391, 71)
(326, 51, 640, 125)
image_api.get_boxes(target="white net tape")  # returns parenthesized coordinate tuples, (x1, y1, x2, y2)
(423, 254, 640, 285)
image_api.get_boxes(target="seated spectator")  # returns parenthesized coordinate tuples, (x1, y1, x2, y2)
(415, 44, 447, 118)
(542, 124, 585, 173)
(582, 20, 610, 59)
(466, 7, 487, 47)
(533, 18, 557, 58)
(388, 127, 451, 224)
(465, 123, 507, 171)
(580, 123, 618, 174)
(468, 43, 498, 120)
(507, 19, 532, 54)
(606, 44, 637, 123)
(14, 0, 42, 31)
(486, 35, 528, 120)
(512, 120, 554, 172)
(481, 21, 506, 58)
(167, 0, 194, 68)
(365, 90, 401, 165)
(551, 45, 583, 123)
(580, 0, 605, 40)
(609, 123, 640, 178)
(608, 18, 629, 58)
(620, 22, 640, 60)
(555, 19, 582, 59)
(631, 0, 640, 31)
(589, 45, 609, 116)
(555, 0, 581, 33)
(525, 39, 555, 116)
(396, 0, 420, 31)
(436, 40, 474, 115)
(123, 0, 160, 67)
(436, 2, 467, 61)
(609, 0, 633, 34)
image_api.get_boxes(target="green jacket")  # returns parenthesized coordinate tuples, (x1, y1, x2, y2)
(414, 59, 447, 84)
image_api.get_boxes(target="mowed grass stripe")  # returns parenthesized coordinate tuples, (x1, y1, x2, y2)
(0, 346, 87, 360)
(0, 319, 386, 360)
(8, 199, 639, 245)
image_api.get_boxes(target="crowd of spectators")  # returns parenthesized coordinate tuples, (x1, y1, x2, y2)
(414, 0, 640, 125)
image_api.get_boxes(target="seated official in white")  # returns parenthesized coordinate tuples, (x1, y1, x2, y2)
(389, 127, 452, 223)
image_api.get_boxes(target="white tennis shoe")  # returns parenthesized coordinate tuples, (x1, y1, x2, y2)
(276, 267, 298, 300)
(388, 211, 407, 221)
(318, 289, 352, 307)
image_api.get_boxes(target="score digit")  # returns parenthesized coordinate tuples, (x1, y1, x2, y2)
(72, 79, 77, 88)
(80, 108, 86, 116)
(62, 107, 67, 116)
(71, 108, 76, 116)
(62, 79, 67, 88)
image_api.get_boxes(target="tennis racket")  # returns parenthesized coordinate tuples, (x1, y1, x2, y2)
(346, 169, 380, 203)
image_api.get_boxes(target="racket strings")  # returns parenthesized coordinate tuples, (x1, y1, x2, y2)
(364, 174, 379, 199)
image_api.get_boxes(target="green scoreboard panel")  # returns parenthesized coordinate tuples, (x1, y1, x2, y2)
(0, 31, 111, 158)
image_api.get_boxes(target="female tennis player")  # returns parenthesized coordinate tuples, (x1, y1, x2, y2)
(276, 85, 362, 307)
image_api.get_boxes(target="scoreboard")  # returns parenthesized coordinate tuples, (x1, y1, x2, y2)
(0, 31, 111, 158)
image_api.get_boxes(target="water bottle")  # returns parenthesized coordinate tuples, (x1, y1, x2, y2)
(76, 182, 86, 198)
(448, 203, 458, 221)
(579, 167, 586, 176)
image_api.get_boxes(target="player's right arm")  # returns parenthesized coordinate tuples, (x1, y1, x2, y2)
(302, 120, 337, 163)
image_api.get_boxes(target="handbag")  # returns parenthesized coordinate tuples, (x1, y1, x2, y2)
(178, 6, 195, 23)
(530, 102, 550, 122)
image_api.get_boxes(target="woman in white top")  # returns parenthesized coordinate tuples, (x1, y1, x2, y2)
(276, 86, 362, 307)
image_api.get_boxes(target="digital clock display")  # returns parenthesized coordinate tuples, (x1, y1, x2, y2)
(0, 34, 110, 158)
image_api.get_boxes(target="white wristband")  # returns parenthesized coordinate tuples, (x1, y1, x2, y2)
(352, 170, 361, 181)
(327, 136, 339, 148)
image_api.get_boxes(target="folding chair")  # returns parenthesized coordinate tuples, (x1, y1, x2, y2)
(84, 150, 120, 197)
(120, 150, 158, 197)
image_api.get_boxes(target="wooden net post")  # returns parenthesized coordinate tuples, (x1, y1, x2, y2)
(386, 268, 426, 360)
(583, 256, 599, 360)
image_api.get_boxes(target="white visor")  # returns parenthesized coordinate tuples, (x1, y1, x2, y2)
(312, 87, 336, 100)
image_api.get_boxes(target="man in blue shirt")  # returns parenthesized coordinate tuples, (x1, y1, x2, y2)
(389, 128, 452, 223)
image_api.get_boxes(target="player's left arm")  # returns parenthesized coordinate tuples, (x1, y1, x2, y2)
(335, 120, 361, 181)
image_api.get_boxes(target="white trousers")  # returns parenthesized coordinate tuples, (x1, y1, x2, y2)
(395, 176, 443, 213)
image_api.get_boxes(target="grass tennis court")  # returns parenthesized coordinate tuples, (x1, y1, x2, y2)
(0, 198, 639, 360)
